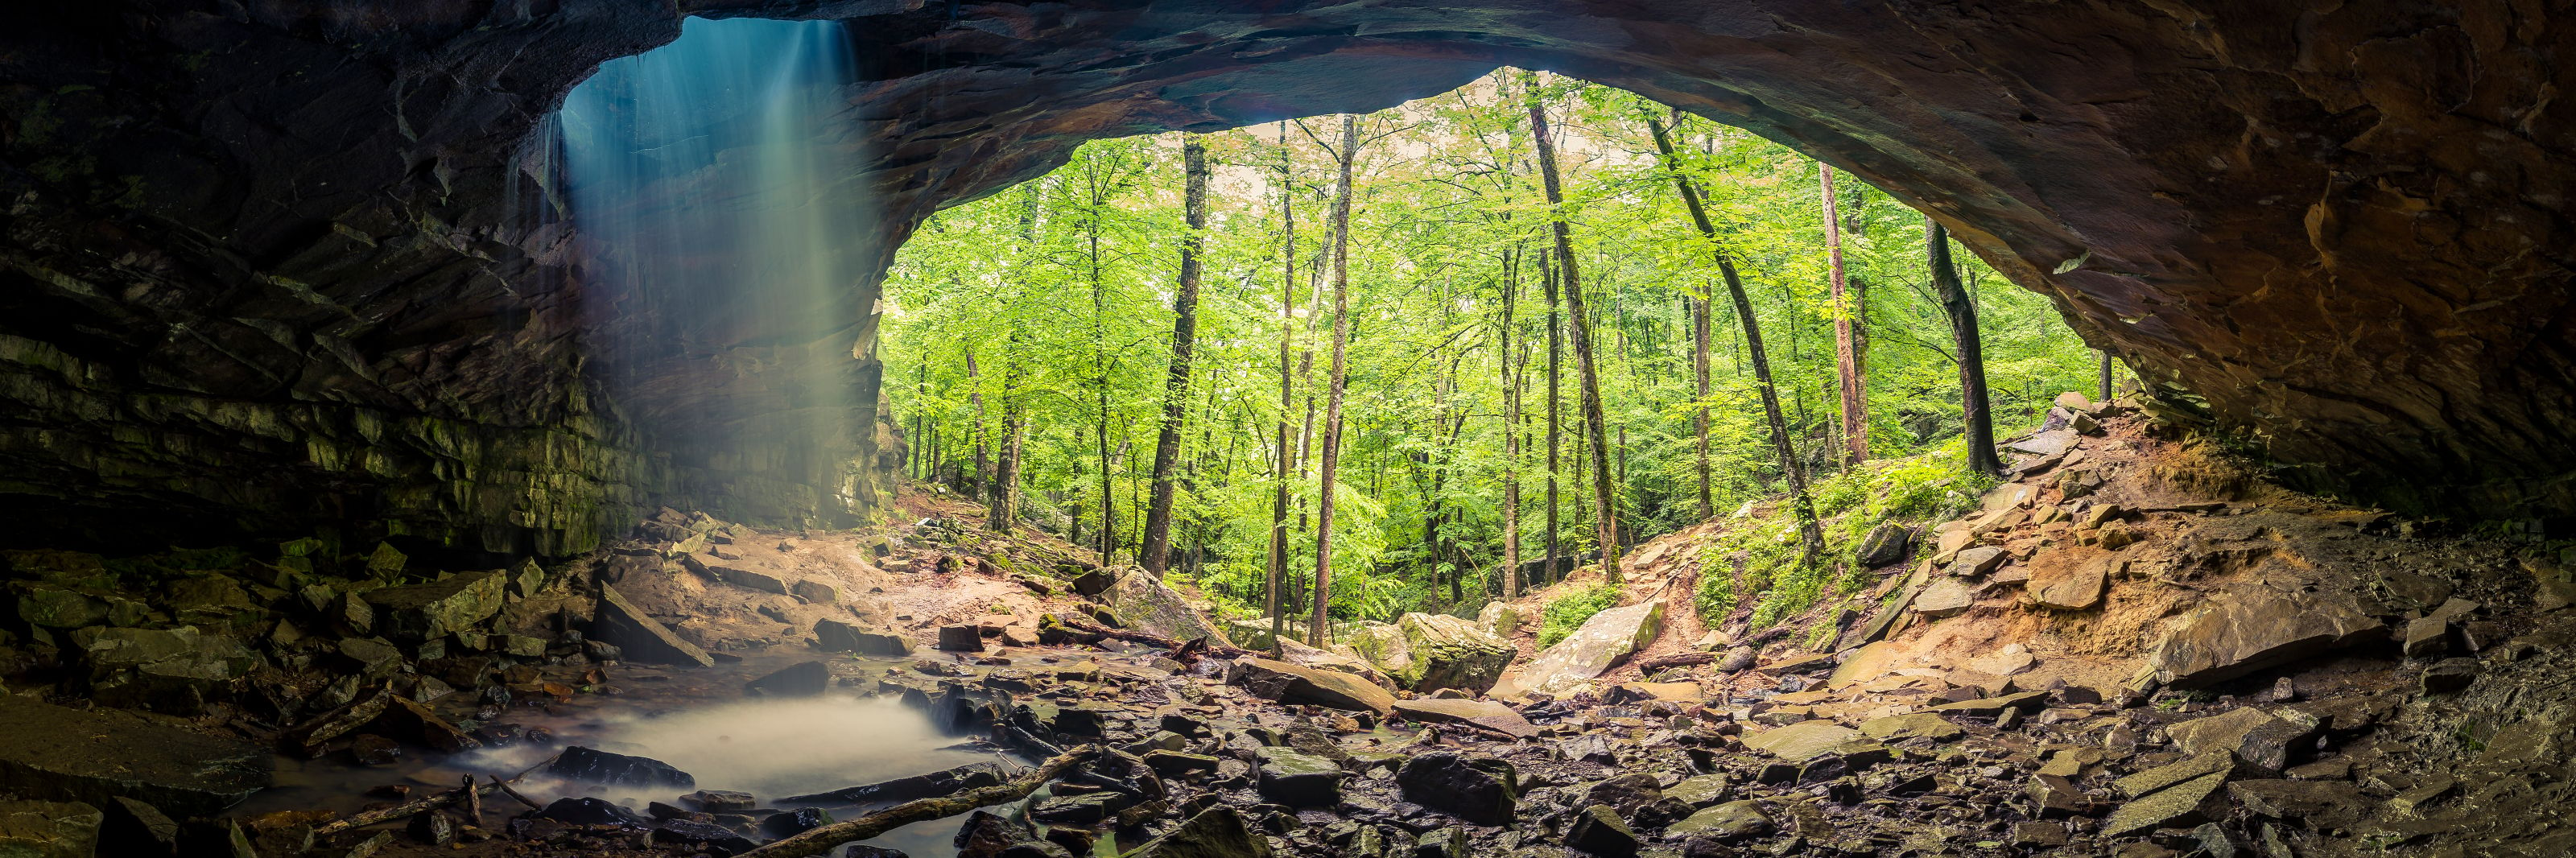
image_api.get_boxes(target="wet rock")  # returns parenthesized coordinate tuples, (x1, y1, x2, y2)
(362, 571, 506, 643)
(1668, 800, 1773, 841)
(549, 746, 695, 789)
(1253, 746, 1344, 806)
(938, 625, 985, 652)
(535, 797, 628, 825)
(680, 790, 755, 812)
(815, 619, 912, 656)
(348, 734, 402, 766)
(781, 761, 1011, 806)
(1389, 613, 1512, 694)
(1236, 658, 1394, 716)
(0, 800, 101, 858)
(1494, 600, 1662, 698)
(1068, 567, 1117, 597)
(1856, 524, 1910, 567)
(100, 797, 176, 857)
(654, 819, 758, 855)
(0, 694, 269, 815)
(1391, 699, 1538, 739)
(1911, 578, 1977, 618)
(1716, 646, 1758, 673)
(1142, 750, 1221, 777)
(592, 585, 714, 667)
(747, 660, 831, 696)
(2103, 772, 2228, 837)
(2421, 657, 2479, 693)
(381, 695, 481, 753)
(1740, 720, 1860, 763)
(1031, 793, 1119, 827)
(1118, 806, 1270, 858)
(758, 807, 833, 839)
(2147, 582, 2384, 687)
(1394, 752, 1517, 825)
(1565, 805, 1639, 856)
(407, 808, 454, 846)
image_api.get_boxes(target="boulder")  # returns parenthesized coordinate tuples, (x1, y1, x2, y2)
(1119, 806, 1271, 858)
(708, 563, 788, 595)
(937, 625, 985, 652)
(591, 585, 713, 667)
(1273, 639, 1393, 688)
(1235, 658, 1394, 716)
(1391, 699, 1538, 739)
(0, 694, 270, 815)
(69, 626, 255, 713)
(1100, 567, 1229, 645)
(1855, 524, 1910, 567)
(1067, 567, 1117, 597)
(1565, 805, 1639, 856)
(1338, 621, 1410, 676)
(1389, 613, 1513, 694)
(361, 571, 506, 642)
(1949, 546, 2006, 576)
(1495, 600, 1662, 698)
(815, 619, 912, 656)
(380, 695, 481, 753)
(0, 801, 101, 858)
(15, 586, 108, 629)
(2148, 582, 2384, 687)
(548, 746, 694, 789)
(1223, 619, 1282, 652)
(791, 579, 840, 604)
(746, 661, 831, 696)
(1253, 747, 1344, 806)
(1476, 601, 1522, 637)
(1394, 752, 1517, 825)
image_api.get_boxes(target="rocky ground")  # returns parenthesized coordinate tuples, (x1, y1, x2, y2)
(1, 394, 2573, 857)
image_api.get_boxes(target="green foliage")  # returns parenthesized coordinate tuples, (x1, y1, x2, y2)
(884, 68, 2108, 629)
(1537, 583, 1622, 649)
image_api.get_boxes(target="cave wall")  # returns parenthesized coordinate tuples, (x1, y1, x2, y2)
(2, 1, 2569, 557)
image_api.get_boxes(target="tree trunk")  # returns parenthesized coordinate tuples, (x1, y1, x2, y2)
(1648, 116, 1826, 559)
(988, 184, 1040, 534)
(1525, 77, 1620, 584)
(2099, 351, 2116, 403)
(1692, 251, 1715, 521)
(1268, 124, 1295, 654)
(1501, 247, 1521, 599)
(1310, 114, 1360, 646)
(1543, 241, 1562, 588)
(1141, 136, 1208, 575)
(1928, 217, 2002, 475)
(1823, 163, 1868, 468)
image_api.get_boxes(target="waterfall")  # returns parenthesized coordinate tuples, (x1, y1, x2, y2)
(551, 17, 873, 521)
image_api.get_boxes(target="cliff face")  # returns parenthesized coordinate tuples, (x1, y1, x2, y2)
(2, 2, 2569, 554)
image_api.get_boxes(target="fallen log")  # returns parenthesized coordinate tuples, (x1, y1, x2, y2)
(312, 751, 559, 835)
(1049, 616, 1254, 659)
(739, 745, 1102, 858)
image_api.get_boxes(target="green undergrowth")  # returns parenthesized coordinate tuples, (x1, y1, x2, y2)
(1536, 582, 1622, 648)
(1694, 441, 1995, 634)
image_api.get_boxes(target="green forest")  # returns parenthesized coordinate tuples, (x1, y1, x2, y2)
(881, 71, 2103, 637)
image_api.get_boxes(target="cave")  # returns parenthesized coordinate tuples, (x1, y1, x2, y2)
(6, 2, 2570, 558)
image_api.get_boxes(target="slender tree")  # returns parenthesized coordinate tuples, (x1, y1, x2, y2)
(1823, 163, 1868, 467)
(1500, 246, 1521, 599)
(1690, 248, 1715, 521)
(1525, 76, 1620, 584)
(1267, 124, 1295, 654)
(1648, 116, 1825, 558)
(1927, 217, 2001, 475)
(2099, 351, 2116, 403)
(1543, 238, 1563, 587)
(1310, 114, 1360, 645)
(1141, 135, 1208, 575)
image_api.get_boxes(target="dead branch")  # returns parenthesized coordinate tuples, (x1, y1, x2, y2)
(738, 745, 1102, 858)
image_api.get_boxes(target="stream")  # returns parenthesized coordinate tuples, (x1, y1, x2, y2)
(240, 653, 1032, 856)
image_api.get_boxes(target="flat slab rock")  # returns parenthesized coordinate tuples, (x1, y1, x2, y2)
(1237, 658, 1394, 716)
(1390, 699, 1538, 738)
(1495, 600, 1663, 698)
(1740, 720, 1860, 762)
(2149, 581, 2384, 687)
(0, 694, 270, 816)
